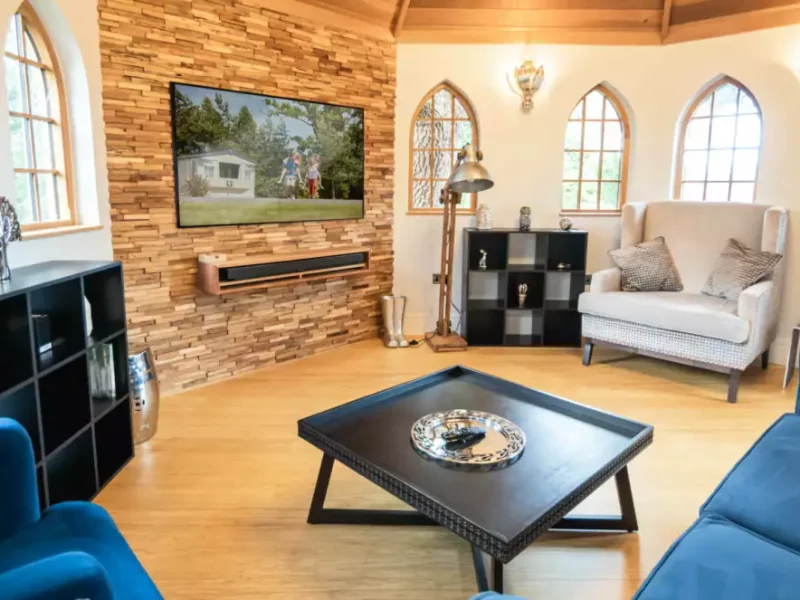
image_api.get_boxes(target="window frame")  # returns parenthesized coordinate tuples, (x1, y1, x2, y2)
(673, 76, 762, 203)
(6, 1, 75, 232)
(560, 84, 631, 217)
(407, 82, 479, 216)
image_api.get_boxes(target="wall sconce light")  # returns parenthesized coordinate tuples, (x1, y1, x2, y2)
(508, 60, 544, 111)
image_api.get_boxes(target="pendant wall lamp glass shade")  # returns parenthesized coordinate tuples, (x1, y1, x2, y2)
(449, 144, 494, 194)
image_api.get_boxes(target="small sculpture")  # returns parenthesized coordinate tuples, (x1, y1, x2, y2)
(478, 250, 488, 271)
(556, 263, 572, 271)
(442, 426, 487, 451)
(519, 206, 531, 231)
(0, 197, 22, 282)
(476, 204, 492, 230)
(518, 283, 528, 307)
(559, 217, 573, 231)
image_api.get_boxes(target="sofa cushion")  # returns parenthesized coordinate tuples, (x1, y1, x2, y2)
(702, 238, 783, 301)
(609, 237, 683, 292)
(633, 514, 800, 600)
(578, 291, 749, 343)
(701, 413, 800, 554)
(0, 502, 162, 600)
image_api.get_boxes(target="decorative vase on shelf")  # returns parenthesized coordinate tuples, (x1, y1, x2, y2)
(559, 217, 573, 231)
(476, 204, 492, 230)
(519, 206, 531, 231)
(0, 197, 21, 282)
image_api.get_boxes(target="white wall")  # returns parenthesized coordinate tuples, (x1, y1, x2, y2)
(395, 28, 800, 361)
(0, 0, 112, 268)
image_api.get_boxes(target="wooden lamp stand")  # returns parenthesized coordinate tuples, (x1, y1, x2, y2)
(427, 144, 493, 353)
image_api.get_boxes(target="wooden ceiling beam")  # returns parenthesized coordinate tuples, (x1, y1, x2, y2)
(661, 0, 674, 38)
(393, 0, 412, 36)
(403, 8, 663, 29)
(665, 4, 800, 43)
(409, 0, 664, 9)
(396, 26, 663, 44)
(671, 0, 800, 26)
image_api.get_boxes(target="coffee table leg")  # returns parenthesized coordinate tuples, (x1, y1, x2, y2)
(306, 453, 438, 526)
(471, 546, 504, 594)
(551, 466, 638, 532)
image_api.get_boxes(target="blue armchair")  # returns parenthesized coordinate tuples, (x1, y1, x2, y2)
(0, 418, 161, 599)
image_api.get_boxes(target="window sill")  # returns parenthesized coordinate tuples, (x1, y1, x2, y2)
(560, 210, 622, 218)
(22, 224, 104, 240)
(407, 209, 477, 216)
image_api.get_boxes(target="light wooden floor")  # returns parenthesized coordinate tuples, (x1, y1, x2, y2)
(97, 340, 796, 599)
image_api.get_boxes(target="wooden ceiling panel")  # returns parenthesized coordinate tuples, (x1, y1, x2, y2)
(271, 0, 800, 45)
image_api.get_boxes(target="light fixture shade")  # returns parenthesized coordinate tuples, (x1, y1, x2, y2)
(449, 144, 494, 194)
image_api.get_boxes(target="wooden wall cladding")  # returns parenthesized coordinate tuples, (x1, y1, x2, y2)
(98, 0, 396, 395)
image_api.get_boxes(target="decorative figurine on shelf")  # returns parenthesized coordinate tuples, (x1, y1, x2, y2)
(478, 249, 488, 271)
(559, 217, 573, 231)
(518, 283, 528, 307)
(476, 204, 492, 230)
(557, 263, 572, 271)
(519, 206, 531, 231)
(0, 197, 21, 282)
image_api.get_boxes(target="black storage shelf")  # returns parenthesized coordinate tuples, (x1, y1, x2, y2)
(0, 261, 133, 510)
(462, 229, 588, 348)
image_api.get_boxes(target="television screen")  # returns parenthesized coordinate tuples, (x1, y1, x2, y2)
(170, 83, 365, 227)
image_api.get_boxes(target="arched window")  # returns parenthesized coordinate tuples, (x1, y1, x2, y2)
(675, 77, 762, 203)
(5, 2, 73, 229)
(409, 83, 478, 214)
(562, 84, 630, 214)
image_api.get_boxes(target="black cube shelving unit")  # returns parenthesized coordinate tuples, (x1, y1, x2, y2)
(0, 261, 133, 510)
(462, 229, 588, 348)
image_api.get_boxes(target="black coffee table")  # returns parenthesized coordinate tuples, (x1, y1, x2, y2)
(298, 366, 653, 593)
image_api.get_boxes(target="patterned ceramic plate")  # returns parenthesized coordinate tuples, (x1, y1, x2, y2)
(410, 409, 526, 470)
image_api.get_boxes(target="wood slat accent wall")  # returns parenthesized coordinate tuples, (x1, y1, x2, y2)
(98, 0, 395, 395)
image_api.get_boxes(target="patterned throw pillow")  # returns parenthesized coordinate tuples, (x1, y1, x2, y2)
(702, 238, 783, 301)
(609, 237, 683, 292)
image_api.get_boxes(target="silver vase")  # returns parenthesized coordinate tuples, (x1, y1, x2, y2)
(0, 240, 10, 281)
(381, 295, 399, 348)
(129, 348, 160, 444)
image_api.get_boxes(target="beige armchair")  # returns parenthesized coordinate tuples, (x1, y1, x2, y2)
(578, 201, 789, 403)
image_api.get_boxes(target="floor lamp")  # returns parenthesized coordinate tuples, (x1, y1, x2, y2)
(427, 144, 494, 353)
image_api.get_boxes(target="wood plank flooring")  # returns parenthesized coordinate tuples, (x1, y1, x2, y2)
(97, 340, 796, 599)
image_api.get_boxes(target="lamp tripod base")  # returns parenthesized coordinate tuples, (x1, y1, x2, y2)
(426, 332, 468, 353)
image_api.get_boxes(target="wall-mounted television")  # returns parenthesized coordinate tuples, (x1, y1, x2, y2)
(170, 83, 365, 228)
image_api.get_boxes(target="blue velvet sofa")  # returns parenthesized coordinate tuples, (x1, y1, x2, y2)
(0, 418, 162, 600)
(471, 398, 800, 599)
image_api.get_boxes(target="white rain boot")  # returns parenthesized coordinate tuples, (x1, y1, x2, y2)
(381, 295, 399, 348)
(393, 296, 410, 348)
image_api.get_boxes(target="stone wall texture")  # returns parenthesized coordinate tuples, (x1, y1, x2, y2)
(97, 0, 395, 395)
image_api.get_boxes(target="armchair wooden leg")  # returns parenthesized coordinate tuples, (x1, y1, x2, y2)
(727, 370, 742, 404)
(761, 350, 770, 371)
(582, 341, 594, 367)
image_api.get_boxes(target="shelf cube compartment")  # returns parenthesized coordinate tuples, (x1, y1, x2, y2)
(505, 311, 544, 346)
(466, 310, 505, 346)
(30, 278, 86, 372)
(46, 427, 96, 504)
(83, 266, 126, 342)
(544, 311, 582, 347)
(547, 234, 587, 272)
(468, 233, 508, 271)
(508, 233, 547, 271)
(467, 271, 506, 308)
(0, 294, 33, 395)
(0, 383, 42, 463)
(88, 333, 129, 420)
(545, 272, 585, 310)
(507, 272, 544, 310)
(95, 398, 134, 489)
(39, 356, 91, 455)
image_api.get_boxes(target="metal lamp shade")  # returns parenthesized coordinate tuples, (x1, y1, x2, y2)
(449, 144, 494, 194)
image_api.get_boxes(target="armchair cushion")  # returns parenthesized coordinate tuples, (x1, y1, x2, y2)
(578, 291, 749, 343)
(0, 551, 112, 600)
(0, 502, 162, 600)
(609, 237, 683, 292)
(590, 267, 621, 293)
(0, 418, 39, 540)
(701, 238, 783, 301)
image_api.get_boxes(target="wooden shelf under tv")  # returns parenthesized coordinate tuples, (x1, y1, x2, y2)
(196, 246, 371, 296)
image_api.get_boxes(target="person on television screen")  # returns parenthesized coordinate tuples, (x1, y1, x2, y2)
(279, 153, 301, 199)
(306, 154, 322, 199)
